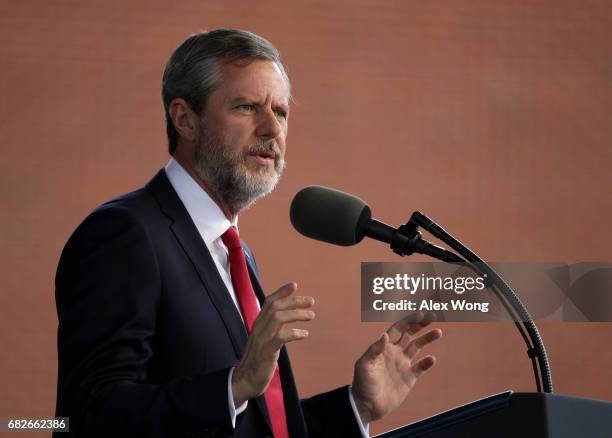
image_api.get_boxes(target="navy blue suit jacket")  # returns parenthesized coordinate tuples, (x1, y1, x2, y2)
(54, 170, 362, 437)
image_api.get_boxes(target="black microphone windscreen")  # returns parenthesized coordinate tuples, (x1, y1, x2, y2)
(290, 186, 371, 246)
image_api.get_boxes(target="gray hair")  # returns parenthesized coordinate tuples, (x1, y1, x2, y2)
(161, 29, 290, 155)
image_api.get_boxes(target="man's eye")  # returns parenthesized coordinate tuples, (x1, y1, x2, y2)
(236, 104, 256, 112)
(275, 109, 288, 119)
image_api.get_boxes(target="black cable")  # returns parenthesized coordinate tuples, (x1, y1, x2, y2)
(393, 222, 543, 391)
(452, 261, 543, 393)
(410, 212, 553, 393)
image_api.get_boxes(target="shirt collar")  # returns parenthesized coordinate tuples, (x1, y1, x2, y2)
(164, 157, 237, 246)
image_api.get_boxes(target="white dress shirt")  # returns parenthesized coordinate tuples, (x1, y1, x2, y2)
(164, 158, 369, 436)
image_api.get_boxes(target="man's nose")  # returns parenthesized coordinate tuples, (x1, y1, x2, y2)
(255, 108, 283, 139)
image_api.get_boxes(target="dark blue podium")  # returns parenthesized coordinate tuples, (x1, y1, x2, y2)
(377, 391, 612, 437)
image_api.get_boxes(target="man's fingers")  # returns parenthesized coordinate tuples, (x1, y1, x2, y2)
(267, 282, 298, 301)
(365, 332, 388, 359)
(390, 312, 437, 347)
(255, 308, 314, 348)
(252, 282, 315, 349)
(387, 312, 423, 343)
(270, 295, 315, 312)
(412, 311, 436, 332)
(411, 355, 436, 378)
(276, 327, 309, 346)
(404, 328, 442, 358)
(269, 308, 316, 327)
(264, 283, 315, 314)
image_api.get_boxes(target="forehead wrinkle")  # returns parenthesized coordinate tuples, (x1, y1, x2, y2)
(217, 61, 290, 107)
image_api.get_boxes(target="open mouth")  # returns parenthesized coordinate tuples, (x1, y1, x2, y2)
(250, 151, 276, 165)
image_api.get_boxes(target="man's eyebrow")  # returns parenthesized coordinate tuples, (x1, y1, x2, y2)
(228, 96, 255, 105)
(228, 96, 290, 108)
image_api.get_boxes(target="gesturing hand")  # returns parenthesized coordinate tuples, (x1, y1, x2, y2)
(232, 282, 314, 406)
(352, 313, 442, 424)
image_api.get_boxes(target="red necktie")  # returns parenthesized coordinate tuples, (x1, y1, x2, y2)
(222, 226, 289, 438)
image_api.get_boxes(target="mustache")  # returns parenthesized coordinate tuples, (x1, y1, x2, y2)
(247, 140, 280, 157)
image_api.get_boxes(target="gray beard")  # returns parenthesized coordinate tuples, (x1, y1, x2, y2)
(193, 131, 285, 215)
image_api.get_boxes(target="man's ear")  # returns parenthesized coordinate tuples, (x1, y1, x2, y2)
(169, 98, 198, 143)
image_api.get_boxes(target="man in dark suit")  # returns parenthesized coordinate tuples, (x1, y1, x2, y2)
(54, 29, 443, 437)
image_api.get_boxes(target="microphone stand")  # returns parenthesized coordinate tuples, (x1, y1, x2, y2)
(367, 212, 553, 393)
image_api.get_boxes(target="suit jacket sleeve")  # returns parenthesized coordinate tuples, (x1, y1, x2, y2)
(301, 387, 364, 437)
(55, 204, 234, 438)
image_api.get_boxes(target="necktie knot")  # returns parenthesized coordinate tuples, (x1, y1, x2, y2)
(221, 226, 242, 251)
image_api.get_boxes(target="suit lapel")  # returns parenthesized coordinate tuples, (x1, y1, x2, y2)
(146, 170, 248, 358)
(147, 170, 276, 434)
(244, 247, 266, 306)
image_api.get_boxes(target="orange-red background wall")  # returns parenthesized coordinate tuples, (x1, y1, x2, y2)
(1, 1, 611, 436)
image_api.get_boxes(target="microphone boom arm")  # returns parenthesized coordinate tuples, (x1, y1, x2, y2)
(405, 211, 553, 393)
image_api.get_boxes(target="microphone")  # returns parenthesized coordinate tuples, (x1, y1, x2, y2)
(289, 185, 371, 246)
(289, 185, 463, 263)
(291, 186, 554, 393)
